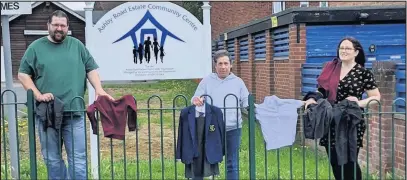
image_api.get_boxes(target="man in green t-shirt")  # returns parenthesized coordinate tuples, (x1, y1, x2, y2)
(18, 10, 114, 180)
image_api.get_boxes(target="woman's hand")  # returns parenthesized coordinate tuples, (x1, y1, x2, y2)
(346, 96, 360, 106)
(304, 98, 317, 109)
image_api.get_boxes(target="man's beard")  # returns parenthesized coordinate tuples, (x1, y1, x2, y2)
(50, 30, 66, 43)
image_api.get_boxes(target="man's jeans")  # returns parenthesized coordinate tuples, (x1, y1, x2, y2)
(36, 115, 87, 180)
(226, 128, 242, 180)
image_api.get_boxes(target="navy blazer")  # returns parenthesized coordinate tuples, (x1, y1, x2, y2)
(175, 103, 225, 164)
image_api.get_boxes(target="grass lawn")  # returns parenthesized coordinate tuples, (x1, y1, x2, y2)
(1, 79, 396, 179)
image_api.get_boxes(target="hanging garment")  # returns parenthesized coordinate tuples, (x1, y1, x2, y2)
(303, 98, 363, 165)
(86, 94, 138, 140)
(36, 97, 65, 131)
(255, 95, 303, 150)
(176, 103, 225, 178)
(332, 99, 363, 166)
(303, 98, 333, 139)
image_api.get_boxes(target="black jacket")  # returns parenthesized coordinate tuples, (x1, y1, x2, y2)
(333, 99, 363, 166)
(303, 98, 333, 139)
(303, 91, 364, 166)
(36, 97, 64, 131)
(176, 103, 225, 164)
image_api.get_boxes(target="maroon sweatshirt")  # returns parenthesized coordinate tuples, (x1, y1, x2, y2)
(86, 95, 137, 140)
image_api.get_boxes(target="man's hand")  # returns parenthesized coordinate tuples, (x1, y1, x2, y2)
(35, 93, 54, 102)
(95, 89, 115, 101)
(192, 96, 204, 106)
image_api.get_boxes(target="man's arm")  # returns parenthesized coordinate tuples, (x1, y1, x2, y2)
(81, 42, 114, 101)
(87, 70, 103, 92)
(18, 73, 42, 99)
(17, 46, 52, 101)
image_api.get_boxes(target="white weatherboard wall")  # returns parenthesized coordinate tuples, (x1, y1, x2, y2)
(89, 2, 209, 81)
(1, 46, 5, 82)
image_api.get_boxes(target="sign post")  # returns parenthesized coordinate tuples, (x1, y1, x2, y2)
(202, 2, 212, 73)
(84, 2, 99, 179)
(1, 1, 32, 179)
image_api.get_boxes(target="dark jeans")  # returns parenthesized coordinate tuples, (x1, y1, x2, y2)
(325, 146, 362, 180)
(226, 128, 242, 180)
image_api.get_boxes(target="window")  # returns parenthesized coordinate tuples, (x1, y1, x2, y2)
(217, 40, 224, 50)
(300, 2, 309, 7)
(227, 39, 235, 61)
(212, 42, 217, 58)
(320, 1, 328, 7)
(272, 2, 285, 14)
(239, 36, 249, 61)
(272, 26, 289, 60)
(253, 31, 266, 60)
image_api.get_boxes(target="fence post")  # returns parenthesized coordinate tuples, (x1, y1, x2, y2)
(248, 94, 256, 179)
(27, 89, 37, 179)
(363, 61, 397, 178)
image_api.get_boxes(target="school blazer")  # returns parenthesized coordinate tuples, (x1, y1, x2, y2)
(175, 103, 225, 164)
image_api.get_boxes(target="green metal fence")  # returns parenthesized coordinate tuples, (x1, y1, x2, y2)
(1, 89, 406, 179)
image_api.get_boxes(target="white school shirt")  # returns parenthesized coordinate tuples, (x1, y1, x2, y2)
(255, 95, 303, 150)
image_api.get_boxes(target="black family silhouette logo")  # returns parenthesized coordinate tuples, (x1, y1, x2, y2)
(113, 10, 184, 65)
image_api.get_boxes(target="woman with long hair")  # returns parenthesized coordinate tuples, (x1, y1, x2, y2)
(304, 37, 381, 180)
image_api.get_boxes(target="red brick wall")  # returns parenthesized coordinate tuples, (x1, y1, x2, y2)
(394, 118, 406, 176)
(240, 61, 252, 91)
(254, 30, 273, 103)
(285, 1, 299, 9)
(211, 1, 404, 40)
(210, 2, 272, 40)
(358, 65, 406, 178)
(225, 24, 307, 102)
(273, 24, 306, 100)
(329, 1, 406, 7)
(286, 1, 321, 8)
(309, 1, 321, 7)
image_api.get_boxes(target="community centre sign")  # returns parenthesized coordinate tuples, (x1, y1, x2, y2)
(89, 2, 209, 81)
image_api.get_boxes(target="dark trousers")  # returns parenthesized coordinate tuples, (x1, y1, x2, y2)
(226, 128, 241, 180)
(325, 146, 362, 180)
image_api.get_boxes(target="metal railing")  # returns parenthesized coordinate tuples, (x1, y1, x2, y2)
(1, 89, 406, 179)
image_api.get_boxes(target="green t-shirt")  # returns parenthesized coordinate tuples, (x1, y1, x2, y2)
(18, 36, 99, 113)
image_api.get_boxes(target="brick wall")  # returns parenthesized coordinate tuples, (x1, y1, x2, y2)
(254, 30, 273, 103)
(273, 24, 306, 100)
(286, 1, 320, 9)
(210, 1, 404, 41)
(329, 1, 406, 7)
(210, 2, 272, 40)
(358, 62, 406, 178)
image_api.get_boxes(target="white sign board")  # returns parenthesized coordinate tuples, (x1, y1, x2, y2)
(1, 46, 4, 82)
(89, 2, 209, 81)
(0, 2, 32, 15)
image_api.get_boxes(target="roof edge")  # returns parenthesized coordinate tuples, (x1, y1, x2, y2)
(8, 1, 85, 23)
